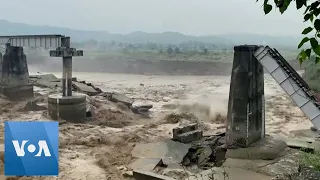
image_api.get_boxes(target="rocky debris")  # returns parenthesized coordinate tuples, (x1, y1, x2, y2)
(172, 123, 203, 143)
(100, 92, 153, 115)
(74, 80, 102, 96)
(30, 74, 102, 96)
(131, 102, 153, 115)
(310, 126, 318, 132)
(182, 135, 227, 169)
(175, 130, 203, 143)
(103, 92, 134, 107)
(164, 113, 198, 124)
(122, 171, 133, 178)
(133, 170, 175, 180)
(162, 97, 171, 102)
(72, 82, 100, 96)
(131, 127, 226, 173)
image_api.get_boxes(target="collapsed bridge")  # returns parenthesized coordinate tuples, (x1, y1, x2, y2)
(0, 35, 86, 122)
(227, 45, 320, 147)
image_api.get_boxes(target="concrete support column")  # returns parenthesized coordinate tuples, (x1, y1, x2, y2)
(62, 57, 72, 96)
(226, 45, 265, 148)
(0, 44, 33, 101)
(66, 57, 72, 96)
(62, 58, 67, 96)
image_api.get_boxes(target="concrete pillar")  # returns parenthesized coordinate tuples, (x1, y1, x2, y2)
(0, 44, 33, 100)
(64, 57, 72, 96)
(226, 45, 265, 148)
(2, 45, 29, 86)
(47, 93, 86, 123)
(48, 37, 85, 123)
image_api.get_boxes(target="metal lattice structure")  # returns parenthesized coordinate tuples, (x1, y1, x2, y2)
(254, 46, 320, 129)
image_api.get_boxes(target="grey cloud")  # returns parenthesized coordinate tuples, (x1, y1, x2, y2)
(0, 0, 306, 36)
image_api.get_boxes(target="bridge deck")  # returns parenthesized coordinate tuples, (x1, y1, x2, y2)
(0, 35, 65, 48)
(254, 46, 320, 129)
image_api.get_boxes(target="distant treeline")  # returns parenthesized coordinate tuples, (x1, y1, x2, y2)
(70, 39, 233, 53)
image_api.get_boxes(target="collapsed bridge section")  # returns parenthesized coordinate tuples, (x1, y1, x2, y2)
(226, 45, 320, 148)
(253, 46, 320, 129)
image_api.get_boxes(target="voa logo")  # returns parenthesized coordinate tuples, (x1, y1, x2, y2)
(12, 140, 51, 157)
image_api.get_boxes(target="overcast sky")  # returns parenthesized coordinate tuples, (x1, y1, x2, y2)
(0, 0, 308, 36)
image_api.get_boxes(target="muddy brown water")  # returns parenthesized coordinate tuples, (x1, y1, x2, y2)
(0, 71, 311, 180)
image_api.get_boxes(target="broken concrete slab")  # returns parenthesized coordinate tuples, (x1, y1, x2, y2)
(29, 74, 61, 88)
(104, 92, 134, 107)
(274, 136, 320, 151)
(280, 137, 314, 150)
(129, 158, 163, 172)
(226, 136, 287, 160)
(30, 74, 102, 96)
(172, 123, 203, 143)
(175, 130, 203, 143)
(131, 139, 191, 164)
(72, 82, 100, 96)
(173, 123, 198, 140)
(187, 167, 272, 180)
(30, 74, 59, 82)
(133, 170, 175, 180)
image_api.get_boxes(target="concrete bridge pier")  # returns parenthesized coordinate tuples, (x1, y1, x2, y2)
(225, 45, 287, 160)
(47, 37, 86, 123)
(0, 44, 33, 101)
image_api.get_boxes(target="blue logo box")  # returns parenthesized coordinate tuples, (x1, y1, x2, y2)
(5, 121, 59, 176)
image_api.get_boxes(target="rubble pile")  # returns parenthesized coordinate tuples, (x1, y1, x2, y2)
(99, 92, 153, 115)
(172, 123, 227, 169)
(30, 74, 102, 96)
(29, 74, 154, 118)
(181, 135, 227, 169)
(73, 80, 102, 96)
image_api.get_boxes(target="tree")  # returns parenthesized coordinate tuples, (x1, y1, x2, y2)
(167, 47, 173, 54)
(174, 47, 180, 53)
(258, 0, 320, 64)
(204, 48, 208, 55)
